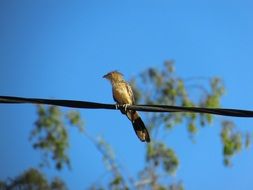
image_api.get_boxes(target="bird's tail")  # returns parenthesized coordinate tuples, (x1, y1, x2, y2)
(126, 111, 150, 142)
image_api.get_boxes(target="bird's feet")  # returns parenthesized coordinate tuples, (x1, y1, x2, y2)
(115, 103, 130, 113)
(115, 103, 120, 110)
(122, 104, 130, 112)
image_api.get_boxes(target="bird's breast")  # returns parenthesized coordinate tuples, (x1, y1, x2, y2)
(112, 83, 133, 104)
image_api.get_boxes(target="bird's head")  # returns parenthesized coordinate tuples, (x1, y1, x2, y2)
(103, 71, 124, 82)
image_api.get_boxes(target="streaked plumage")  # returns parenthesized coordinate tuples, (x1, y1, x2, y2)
(103, 71, 150, 142)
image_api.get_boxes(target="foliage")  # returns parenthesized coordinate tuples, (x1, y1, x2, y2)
(146, 142, 179, 174)
(86, 61, 237, 189)
(30, 105, 84, 170)
(221, 121, 251, 166)
(0, 168, 67, 190)
(3, 61, 252, 189)
(129, 61, 250, 188)
(131, 61, 224, 131)
(28, 61, 251, 189)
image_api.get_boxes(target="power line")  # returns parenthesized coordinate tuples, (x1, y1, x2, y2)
(0, 95, 253, 118)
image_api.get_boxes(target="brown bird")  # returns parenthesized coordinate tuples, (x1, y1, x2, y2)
(103, 71, 150, 142)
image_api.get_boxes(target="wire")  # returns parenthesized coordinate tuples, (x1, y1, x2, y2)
(1, 95, 253, 118)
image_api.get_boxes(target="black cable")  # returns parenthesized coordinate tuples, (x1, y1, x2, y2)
(0, 96, 115, 109)
(0, 95, 253, 118)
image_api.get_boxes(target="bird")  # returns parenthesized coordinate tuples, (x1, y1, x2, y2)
(103, 71, 150, 142)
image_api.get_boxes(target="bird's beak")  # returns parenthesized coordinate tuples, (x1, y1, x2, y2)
(103, 73, 108, 79)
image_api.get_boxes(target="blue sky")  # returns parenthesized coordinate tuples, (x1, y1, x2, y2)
(1, 0, 253, 189)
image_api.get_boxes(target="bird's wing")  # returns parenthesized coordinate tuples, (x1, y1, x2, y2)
(124, 82, 135, 104)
